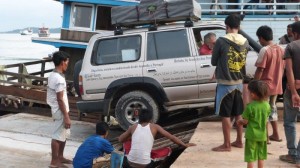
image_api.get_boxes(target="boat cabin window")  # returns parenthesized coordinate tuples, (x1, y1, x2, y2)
(147, 29, 191, 60)
(95, 6, 114, 30)
(71, 4, 94, 29)
(92, 35, 141, 65)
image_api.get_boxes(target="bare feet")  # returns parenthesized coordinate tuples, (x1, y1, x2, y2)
(231, 141, 243, 148)
(212, 144, 231, 152)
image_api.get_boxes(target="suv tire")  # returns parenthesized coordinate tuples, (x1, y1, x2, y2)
(115, 91, 159, 130)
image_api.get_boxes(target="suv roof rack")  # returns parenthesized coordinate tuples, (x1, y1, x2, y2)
(114, 25, 123, 35)
(148, 24, 157, 31)
(184, 18, 193, 27)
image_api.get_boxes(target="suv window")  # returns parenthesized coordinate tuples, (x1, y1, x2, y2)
(200, 29, 225, 41)
(147, 29, 190, 60)
(93, 35, 141, 65)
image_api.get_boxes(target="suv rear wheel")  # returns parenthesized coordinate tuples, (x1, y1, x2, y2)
(115, 91, 159, 130)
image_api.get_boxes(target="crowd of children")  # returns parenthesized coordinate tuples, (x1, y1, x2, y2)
(211, 14, 300, 168)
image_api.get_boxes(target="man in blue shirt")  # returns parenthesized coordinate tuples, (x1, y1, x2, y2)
(73, 122, 114, 168)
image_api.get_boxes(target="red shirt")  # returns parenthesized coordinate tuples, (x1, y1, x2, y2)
(255, 44, 285, 95)
(199, 44, 212, 55)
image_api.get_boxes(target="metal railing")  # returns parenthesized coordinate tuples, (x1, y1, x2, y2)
(199, 1, 300, 16)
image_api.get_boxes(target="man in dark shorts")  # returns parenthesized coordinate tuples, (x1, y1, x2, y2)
(211, 14, 249, 152)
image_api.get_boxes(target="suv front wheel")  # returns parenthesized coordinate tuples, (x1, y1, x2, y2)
(115, 91, 159, 130)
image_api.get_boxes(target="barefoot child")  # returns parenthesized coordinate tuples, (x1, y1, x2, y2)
(237, 80, 271, 168)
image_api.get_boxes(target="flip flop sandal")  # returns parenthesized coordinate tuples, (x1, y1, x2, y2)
(269, 136, 283, 142)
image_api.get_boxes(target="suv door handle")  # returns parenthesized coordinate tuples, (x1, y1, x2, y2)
(200, 64, 211, 68)
(147, 68, 157, 72)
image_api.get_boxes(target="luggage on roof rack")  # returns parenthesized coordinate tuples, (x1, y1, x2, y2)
(111, 0, 201, 27)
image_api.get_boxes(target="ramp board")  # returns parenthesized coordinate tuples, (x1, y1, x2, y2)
(111, 0, 201, 26)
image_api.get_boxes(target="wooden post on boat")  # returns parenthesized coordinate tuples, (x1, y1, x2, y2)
(41, 61, 46, 77)
(18, 64, 23, 83)
(18, 64, 32, 87)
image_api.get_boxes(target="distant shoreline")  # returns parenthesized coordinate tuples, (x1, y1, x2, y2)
(0, 27, 61, 34)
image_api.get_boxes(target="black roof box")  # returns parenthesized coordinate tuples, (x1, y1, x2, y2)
(111, 0, 201, 27)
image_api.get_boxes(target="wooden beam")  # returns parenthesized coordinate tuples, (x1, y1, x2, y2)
(0, 85, 46, 101)
(0, 80, 46, 90)
(0, 85, 80, 103)
(21, 98, 48, 105)
(0, 105, 51, 115)
(4, 59, 52, 68)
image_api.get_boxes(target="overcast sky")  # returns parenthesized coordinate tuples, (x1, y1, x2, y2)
(0, 0, 63, 32)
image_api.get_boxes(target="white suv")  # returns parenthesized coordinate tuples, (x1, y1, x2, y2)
(75, 21, 260, 130)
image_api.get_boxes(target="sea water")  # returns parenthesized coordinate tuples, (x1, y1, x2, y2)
(0, 33, 59, 74)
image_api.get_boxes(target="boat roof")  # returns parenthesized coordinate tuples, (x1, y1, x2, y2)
(54, 0, 138, 6)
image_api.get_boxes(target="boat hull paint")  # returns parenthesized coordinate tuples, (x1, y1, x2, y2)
(38, 33, 50, 37)
(38, 27, 50, 37)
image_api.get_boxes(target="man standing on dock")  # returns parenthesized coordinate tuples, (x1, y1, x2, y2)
(279, 24, 294, 45)
(279, 21, 300, 167)
(211, 14, 249, 152)
(254, 26, 284, 144)
(46, 51, 72, 168)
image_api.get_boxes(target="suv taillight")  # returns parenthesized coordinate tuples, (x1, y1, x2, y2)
(79, 75, 84, 95)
